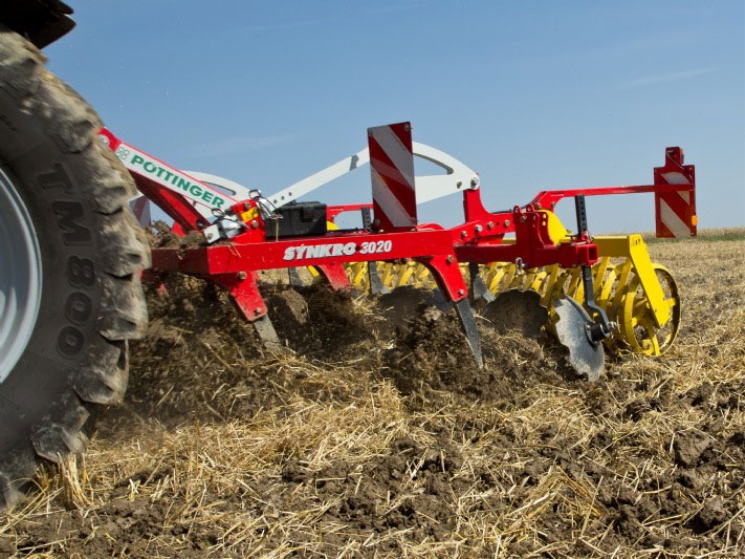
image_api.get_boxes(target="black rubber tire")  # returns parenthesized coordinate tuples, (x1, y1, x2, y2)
(0, 28, 150, 508)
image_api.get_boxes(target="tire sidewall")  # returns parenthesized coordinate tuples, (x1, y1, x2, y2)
(0, 83, 105, 455)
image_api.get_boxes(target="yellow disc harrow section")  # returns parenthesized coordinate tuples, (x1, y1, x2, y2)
(618, 264, 681, 356)
(336, 230, 683, 358)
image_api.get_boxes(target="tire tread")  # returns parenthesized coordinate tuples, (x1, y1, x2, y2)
(0, 27, 149, 509)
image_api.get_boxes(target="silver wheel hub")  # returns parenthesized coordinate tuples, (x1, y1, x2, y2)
(0, 166, 43, 382)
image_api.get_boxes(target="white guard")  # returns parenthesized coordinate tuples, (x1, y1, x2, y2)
(132, 143, 480, 226)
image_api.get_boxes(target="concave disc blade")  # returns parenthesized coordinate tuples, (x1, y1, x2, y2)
(481, 289, 548, 339)
(553, 296, 605, 381)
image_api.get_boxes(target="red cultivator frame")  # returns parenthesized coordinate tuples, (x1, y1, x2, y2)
(99, 123, 696, 379)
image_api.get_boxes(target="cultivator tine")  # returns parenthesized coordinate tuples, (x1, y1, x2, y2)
(454, 298, 483, 368)
(287, 267, 305, 287)
(357, 206, 389, 295)
(429, 288, 450, 310)
(253, 315, 282, 351)
(468, 261, 495, 303)
(316, 263, 352, 292)
(367, 261, 389, 295)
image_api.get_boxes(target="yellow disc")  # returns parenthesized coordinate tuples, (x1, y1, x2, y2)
(618, 264, 681, 356)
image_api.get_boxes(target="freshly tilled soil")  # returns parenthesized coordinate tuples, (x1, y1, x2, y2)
(1, 238, 744, 558)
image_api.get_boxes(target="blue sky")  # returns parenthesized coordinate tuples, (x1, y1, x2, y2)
(48, 1, 744, 233)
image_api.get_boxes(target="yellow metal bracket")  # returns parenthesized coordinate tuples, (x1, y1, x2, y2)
(539, 210, 569, 244)
(593, 235, 669, 328)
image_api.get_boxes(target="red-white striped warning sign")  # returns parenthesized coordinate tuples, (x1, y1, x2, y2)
(130, 196, 152, 228)
(368, 122, 417, 231)
(654, 147, 697, 238)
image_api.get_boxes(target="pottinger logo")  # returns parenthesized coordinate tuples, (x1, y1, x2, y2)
(115, 145, 228, 209)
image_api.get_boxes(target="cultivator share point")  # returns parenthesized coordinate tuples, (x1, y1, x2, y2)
(101, 123, 696, 381)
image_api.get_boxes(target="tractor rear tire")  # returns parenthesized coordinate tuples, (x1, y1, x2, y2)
(0, 28, 149, 508)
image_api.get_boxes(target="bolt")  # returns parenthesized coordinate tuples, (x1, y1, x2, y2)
(504, 219, 511, 227)
(404, 124, 411, 131)
(244, 202, 251, 211)
(446, 255, 454, 264)
(460, 230, 467, 239)
(254, 307, 262, 315)
(456, 180, 463, 188)
(458, 289, 464, 296)
(487, 221, 494, 230)
(471, 177, 479, 187)
(535, 202, 542, 209)
(251, 220, 259, 229)
(237, 271, 247, 280)
(475, 224, 483, 234)
(520, 215, 527, 223)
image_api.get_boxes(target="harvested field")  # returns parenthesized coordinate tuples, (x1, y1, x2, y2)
(1, 233, 744, 558)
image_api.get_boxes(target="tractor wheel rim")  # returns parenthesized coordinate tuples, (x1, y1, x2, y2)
(0, 165, 43, 382)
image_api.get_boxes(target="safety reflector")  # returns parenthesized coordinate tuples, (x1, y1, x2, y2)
(654, 147, 697, 238)
(368, 122, 417, 231)
(130, 195, 152, 228)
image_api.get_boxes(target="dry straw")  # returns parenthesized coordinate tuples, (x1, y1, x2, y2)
(1, 233, 743, 558)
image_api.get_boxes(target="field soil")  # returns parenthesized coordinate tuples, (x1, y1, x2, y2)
(1, 235, 744, 558)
